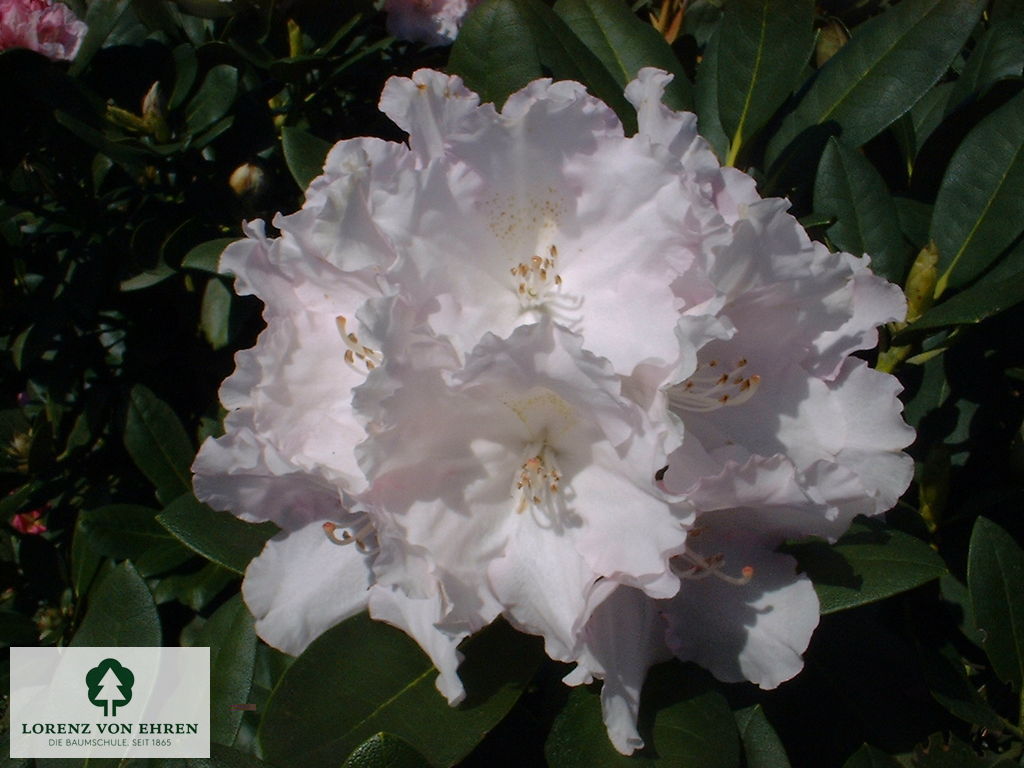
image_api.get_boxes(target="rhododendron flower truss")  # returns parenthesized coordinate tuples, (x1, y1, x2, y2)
(0, 0, 86, 60)
(193, 67, 914, 757)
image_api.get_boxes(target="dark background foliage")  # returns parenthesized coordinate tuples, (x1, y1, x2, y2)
(2, 0, 1023, 766)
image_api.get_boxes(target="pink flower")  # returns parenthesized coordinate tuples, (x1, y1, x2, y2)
(383, 0, 478, 46)
(0, 0, 87, 61)
(11, 506, 47, 534)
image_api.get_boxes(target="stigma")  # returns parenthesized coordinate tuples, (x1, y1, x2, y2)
(669, 358, 761, 413)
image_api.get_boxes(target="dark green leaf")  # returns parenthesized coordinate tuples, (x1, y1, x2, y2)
(169, 43, 199, 110)
(698, 0, 813, 165)
(72, 562, 161, 646)
(120, 261, 176, 292)
(692, 28, 730, 160)
(152, 560, 236, 611)
(945, 21, 1024, 114)
(79, 504, 192, 577)
(734, 705, 791, 768)
(123, 384, 194, 505)
(906, 261, 1024, 332)
(260, 615, 542, 768)
(545, 663, 740, 767)
(967, 517, 1024, 689)
(917, 641, 1004, 730)
(448, 0, 634, 131)
(186, 65, 239, 134)
(181, 743, 280, 768)
(552, 0, 691, 110)
(342, 733, 431, 768)
(68, 0, 132, 75)
(281, 126, 332, 191)
(157, 493, 276, 574)
(781, 517, 947, 614)
(195, 595, 257, 747)
(842, 744, 903, 768)
(766, 0, 986, 167)
(181, 238, 237, 274)
(911, 733, 989, 767)
(931, 90, 1024, 294)
(814, 137, 910, 282)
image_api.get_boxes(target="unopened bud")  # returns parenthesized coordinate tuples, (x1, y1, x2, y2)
(229, 163, 267, 199)
(141, 82, 170, 143)
(815, 18, 849, 67)
(905, 241, 939, 323)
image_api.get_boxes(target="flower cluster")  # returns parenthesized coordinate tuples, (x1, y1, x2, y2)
(193, 68, 913, 753)
(0, 0, 86, 61)
(383, 0, 478, 46)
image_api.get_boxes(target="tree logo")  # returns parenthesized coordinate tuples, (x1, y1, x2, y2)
(85, 658, 134, 716)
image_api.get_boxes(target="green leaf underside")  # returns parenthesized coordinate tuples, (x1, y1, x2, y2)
(967, 517, 1024, 689)
(735, 705, 792, 768)
(197, 594, 258, 747)
(782, 517, 947, 614)
(260, 615, 542, 768)
(72, 562, 161, 647)
(767, 0, 986, 166)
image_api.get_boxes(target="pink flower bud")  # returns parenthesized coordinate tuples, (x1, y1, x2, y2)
(0, 0, 87, 62)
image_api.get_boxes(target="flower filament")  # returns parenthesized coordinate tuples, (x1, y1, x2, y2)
(669, 358, 761, 413)
(671, 544, 754, 586)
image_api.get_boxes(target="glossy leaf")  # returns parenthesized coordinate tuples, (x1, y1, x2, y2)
(281, 126, 332, 191)
(71, 561, 161, 647)
(448, 0, 634, 131)
(931, 90, 1024, 294)
(152, 560, 237, 611)
(181, 238, 237, 274)
(157, 493, 277, 575)
(123, 384, 194, 505)
(814, 137, 910, 282)
(68, 0, 132, 75)
(735, 705, 791, 768)
(260, 614, 542, 768)
(967, 517, 1024, 689)
(699, 0, 813, 165)
(78, 503, 192, 577)
(545, 663, 740, 767)
(342, 733, 431, 768)
(196, 594, 257, 747)
(766, 0, 985, 167)
(552, 0, 691, 110)
(945, 21, 1024, 114)
(906, 260, 1024, 332)
(186, 65, 239, 134)
(782, 517, 947, 614)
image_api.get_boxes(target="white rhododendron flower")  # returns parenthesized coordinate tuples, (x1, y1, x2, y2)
(193, 67, 913, 755)
(383, 0, 479, 46)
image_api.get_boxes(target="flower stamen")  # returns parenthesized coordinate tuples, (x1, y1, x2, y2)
(336, 315, 383, 374)
(669, 358, 761, 413)
(672, 545, 754, 586)
(323, 517, 377, 553)
(513, 444, 563, 518)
